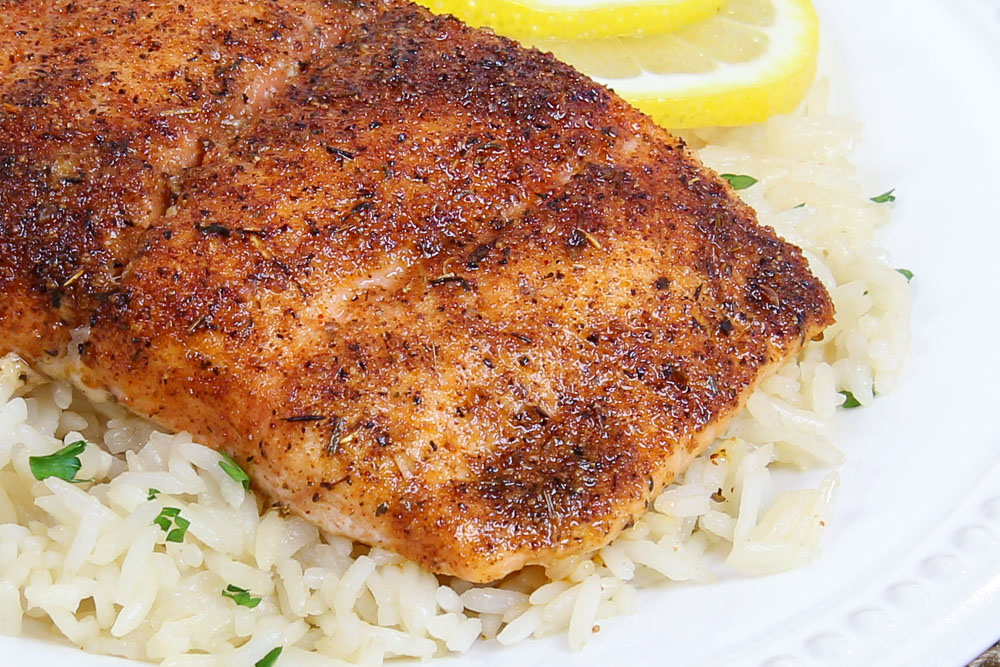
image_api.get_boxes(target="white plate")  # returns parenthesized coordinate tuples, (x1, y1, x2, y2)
(4, 0, 1000, 665)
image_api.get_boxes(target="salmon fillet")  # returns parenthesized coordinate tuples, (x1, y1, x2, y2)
(0, 0, 833, 582)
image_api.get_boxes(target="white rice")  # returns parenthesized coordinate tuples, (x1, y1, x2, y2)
(0, 81, 910, 664)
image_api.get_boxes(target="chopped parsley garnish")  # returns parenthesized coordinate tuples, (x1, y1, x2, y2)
(870, 189, 896, 203)
(840, 391, 862, 409)
(221, 584, 261, 608)
(793, 202, 807, 209)
(153, 507, 190, 543)
(29, 440, 88, 482)
(896, 268, 914, 282)
(147, 488, 161, 501)
(256, 646, 283, 667)
(218, 452, 250, 489)
(720, 174, 758, 191)
(153, 507, 179, 531)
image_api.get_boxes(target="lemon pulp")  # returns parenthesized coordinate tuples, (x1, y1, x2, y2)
(417, 0, 725, 40)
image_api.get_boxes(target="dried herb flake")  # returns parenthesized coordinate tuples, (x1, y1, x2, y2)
(429, 273, 470, 289)
(196, 223, 233, 237)
(284, 415, 327, 423)
(325, 417, 345, 456)
(325, 146, 355, 160)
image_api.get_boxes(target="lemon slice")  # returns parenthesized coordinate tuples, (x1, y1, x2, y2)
(526, 0, 820, 128)
(419, 0, 724, 40)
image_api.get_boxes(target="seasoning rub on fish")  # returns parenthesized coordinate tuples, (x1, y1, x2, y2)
(0, 0, 833, 582)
